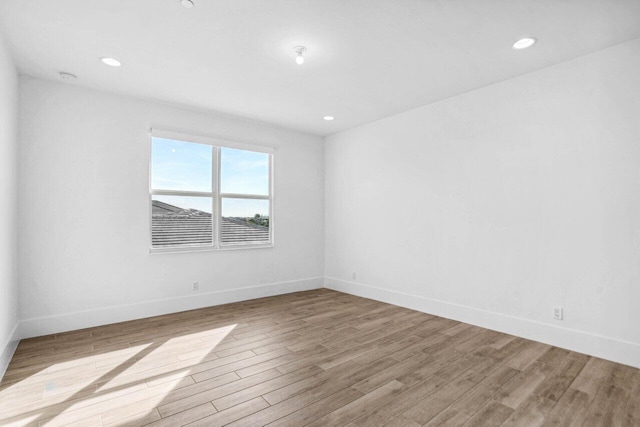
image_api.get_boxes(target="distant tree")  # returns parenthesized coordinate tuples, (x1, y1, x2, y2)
(248, 213, 269, 227)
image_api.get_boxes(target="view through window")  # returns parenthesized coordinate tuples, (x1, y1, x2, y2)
(150, 134, 272, 250)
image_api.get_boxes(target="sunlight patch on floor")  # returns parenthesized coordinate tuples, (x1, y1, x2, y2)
(0, 324, 236, 426)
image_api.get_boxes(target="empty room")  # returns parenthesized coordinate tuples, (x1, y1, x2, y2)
(1, 0, 639, 426)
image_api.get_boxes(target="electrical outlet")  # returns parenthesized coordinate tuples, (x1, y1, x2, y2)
(193, 281, 199, 291)
(553, 306, 563, 320)
(352, 272, 357, 280)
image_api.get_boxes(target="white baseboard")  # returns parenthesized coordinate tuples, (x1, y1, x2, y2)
(0, 323, 20, 381)
(17, 277, 323, 340)
(324, 277, 640, 369)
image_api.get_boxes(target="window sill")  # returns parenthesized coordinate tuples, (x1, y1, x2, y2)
(149, 243, 274, 254)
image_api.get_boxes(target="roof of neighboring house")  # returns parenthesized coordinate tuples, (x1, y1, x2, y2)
(151, 200, 269, 247)
(152, 200, 209, 217)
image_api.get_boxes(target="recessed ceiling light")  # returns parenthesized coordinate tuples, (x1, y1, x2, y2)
(180, 0, 194, 8)
(512, 37, 537, 50)
(100, 57, 122, 67)
(323, 116, 335, 121)
(59, 72, 77, 80)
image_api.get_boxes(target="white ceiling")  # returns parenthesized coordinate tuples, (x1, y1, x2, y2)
(1, 0, 639, 136)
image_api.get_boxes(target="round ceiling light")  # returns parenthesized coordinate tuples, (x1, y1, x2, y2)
(100, 57, 122, 67)
(323, 116, 335, 121)
(181, 0, 194, 8)
(512, 37, 537, 50)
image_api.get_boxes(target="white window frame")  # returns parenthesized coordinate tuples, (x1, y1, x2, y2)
(149, 128, 274, 253)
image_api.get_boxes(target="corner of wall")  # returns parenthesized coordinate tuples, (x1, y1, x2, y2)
(0, 325, 20, 380)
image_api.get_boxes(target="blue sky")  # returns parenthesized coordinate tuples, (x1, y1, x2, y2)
(151, 138, 269, 217)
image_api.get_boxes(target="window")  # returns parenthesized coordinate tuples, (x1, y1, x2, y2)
(150, 130, 273, 251)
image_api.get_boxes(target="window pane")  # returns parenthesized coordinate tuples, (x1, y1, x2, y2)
(220, 147, 269, 195)
(221, 198, 270, 244)
(151, 137, 212, 192)
(152, 196, 212, 247)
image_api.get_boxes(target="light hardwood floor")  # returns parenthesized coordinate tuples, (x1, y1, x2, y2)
(1, 289, 638, 426)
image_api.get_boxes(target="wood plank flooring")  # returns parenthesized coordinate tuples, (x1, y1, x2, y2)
(1, 289, 638, 426)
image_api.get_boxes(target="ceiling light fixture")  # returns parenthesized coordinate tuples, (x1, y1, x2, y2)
(294, 46, 306, 65)
(512, 37, 537, 50)
(100, 57, 122, 67)
(180, 0, 194, 8)
(323, 116, 335, 121)
(59, 72, 77, 80)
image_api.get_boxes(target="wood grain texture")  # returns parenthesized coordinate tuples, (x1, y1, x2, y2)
(0, 289, 638, 426)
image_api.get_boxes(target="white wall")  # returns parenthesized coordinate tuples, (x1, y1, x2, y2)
(0, 34, 19, 377)
(325, 38, 640, 367)
(18, 77, 324, 337)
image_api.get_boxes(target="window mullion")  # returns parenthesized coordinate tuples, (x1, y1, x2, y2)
(213, 146, 221, 248)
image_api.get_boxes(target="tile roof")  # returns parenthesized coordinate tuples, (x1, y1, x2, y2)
(151, 200, 269, 247)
